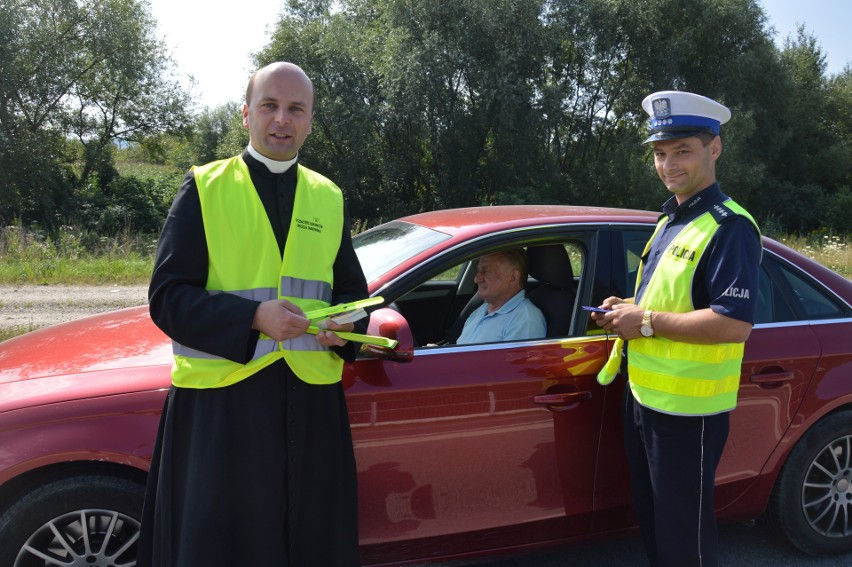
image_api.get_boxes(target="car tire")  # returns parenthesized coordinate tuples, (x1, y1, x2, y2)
(0, 474, 145, 567)
(769, 409, 852, 555)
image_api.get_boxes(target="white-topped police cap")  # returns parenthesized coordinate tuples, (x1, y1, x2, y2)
(641, 90, 731, 144)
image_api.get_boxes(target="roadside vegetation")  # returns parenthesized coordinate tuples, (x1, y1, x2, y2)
(2, 1, 851, 340)
(1, 223, 849, 287)
(0, 224, 155, 285)
(0, 224, 849, 344)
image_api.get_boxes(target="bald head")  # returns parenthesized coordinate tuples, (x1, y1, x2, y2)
(242, 61, 315, 161)
(245, 62, 315, 112)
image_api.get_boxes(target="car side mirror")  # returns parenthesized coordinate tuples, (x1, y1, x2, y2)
(360, 307, 414, 362)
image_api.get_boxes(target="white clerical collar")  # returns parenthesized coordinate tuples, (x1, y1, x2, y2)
(246, 144, 297, 174)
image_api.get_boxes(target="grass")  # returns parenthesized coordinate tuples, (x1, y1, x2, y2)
(775, 234, 852, 278)
(0, 324, 39, 343)
(0, 225, 849, 287)
(0, 224, 156, 285)
(0, 224, 849, 343)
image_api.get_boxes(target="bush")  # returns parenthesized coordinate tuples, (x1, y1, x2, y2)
(75, 170, 183, 235)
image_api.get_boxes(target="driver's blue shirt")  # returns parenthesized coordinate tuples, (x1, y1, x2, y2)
(457, 289, 546, 344)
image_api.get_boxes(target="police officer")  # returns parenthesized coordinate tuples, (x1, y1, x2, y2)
(139, 62, 368, 566)
(593, 91, 761, 566)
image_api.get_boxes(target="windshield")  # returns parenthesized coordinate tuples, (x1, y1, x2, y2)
(353, 220, 451, 283)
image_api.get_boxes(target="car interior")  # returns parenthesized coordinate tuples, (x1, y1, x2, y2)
(387, 241, 586, 347)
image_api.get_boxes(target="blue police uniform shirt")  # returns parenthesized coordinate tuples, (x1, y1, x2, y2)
(457, 289, 547, 344)
(635, 183, 761, 324)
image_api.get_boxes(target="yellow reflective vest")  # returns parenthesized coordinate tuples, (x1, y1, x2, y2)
(170, 156, 345, 388)
(598, 199, 760, 416)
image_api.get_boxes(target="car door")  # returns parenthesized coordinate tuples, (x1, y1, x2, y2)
(346, 232, 613, 564)
(591, 229, 837, 530)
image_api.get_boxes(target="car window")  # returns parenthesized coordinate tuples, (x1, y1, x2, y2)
(619, 230, 651, 297)
(354, 221, 452, 283)
(408, 240, 586, 346)
(757, 254, 847, 323)
(773, 260, 846, 320)
(755, 264, 797, 323)
(431, 265, 462, 282)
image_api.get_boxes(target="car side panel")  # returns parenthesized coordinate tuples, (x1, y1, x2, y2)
(347, 337, 608, 564)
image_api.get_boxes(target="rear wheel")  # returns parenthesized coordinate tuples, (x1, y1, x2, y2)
(769, 409, 852, 555)
(0, 474, 144, 567)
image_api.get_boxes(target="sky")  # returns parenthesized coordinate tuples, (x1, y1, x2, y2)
(148, 0, 852, 110)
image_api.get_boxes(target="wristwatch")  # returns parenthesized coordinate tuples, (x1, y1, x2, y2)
(640, 310, 654, 337)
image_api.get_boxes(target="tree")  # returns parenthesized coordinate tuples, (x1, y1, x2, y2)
(250, 0, 848, 233)
(0, 0, 191, 228)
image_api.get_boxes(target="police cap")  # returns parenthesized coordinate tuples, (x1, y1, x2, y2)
(641, 90, 731, 144)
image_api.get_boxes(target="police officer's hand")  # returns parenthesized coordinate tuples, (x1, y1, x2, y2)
(252, 299, 310, 341)
(315, 320, 354, 347)
(592, 296, 643, 339)
(590, 296, 625, 326)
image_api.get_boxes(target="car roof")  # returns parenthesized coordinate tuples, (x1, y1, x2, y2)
(398, 205, 660, 237)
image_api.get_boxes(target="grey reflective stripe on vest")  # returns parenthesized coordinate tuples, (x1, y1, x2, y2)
(172, 333, 326, 360)
(172, 280, 332, 361)
(207, 287, 278, 301)
(280, 276, 332, 303)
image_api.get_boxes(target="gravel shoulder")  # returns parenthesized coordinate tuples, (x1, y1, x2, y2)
(0, 284, 149, 333)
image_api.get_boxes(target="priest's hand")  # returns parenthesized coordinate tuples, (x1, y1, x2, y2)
(252, 299, 310, 341)
(316, 320, 354, 347)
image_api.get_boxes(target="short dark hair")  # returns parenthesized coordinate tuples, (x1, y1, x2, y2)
(696, 131, 717, 146)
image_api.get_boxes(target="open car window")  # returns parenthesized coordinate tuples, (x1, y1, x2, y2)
(393, 241, 587, 347)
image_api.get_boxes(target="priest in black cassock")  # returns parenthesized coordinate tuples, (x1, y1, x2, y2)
(138, 62, 368, 566)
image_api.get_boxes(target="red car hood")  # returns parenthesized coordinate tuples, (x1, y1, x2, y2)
(0, 306, 172, 412)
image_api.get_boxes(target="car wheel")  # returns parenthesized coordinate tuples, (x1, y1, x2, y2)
(769, 409, 852, 555)
(0, 474, 144, 567)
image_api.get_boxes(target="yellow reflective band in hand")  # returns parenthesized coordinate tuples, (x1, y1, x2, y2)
(303, 296, 386, 321)
(304, 296, 398, 348)
(305, 326, 398, 348)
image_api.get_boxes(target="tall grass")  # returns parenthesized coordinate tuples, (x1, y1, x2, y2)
(776, 234, 852, 278)
(0, 224, 850, 286)
(0, 224, 156, 285)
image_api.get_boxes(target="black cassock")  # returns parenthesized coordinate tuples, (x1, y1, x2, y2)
(138, 153, 368, 566)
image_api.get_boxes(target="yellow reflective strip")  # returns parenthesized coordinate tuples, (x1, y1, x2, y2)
(597, 337, 624, 385)
(629, 366, 740, 397)
(629, 383, 738, 415)
(629, 348, 742, 382)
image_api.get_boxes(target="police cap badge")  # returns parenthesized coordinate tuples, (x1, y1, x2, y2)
(641, 90, 731, 144)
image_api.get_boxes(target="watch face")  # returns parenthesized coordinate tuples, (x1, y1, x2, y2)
(640, 325, 653, 337)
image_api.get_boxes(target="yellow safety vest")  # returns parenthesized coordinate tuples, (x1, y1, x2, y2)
(598, 199, 760, 416)
(171, 156, 345, 388)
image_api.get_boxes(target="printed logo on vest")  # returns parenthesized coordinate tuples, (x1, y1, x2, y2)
(295, 216, 323, 234)
(666, 243, 697, 262)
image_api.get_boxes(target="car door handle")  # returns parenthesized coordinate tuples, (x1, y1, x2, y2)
(533, 392, 592, 411)
(749, 370, 795, 387)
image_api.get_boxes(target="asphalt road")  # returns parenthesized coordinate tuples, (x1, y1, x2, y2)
(424, 518, 852, 566)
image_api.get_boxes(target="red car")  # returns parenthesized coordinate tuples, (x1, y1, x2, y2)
(1, 205, 851, 566)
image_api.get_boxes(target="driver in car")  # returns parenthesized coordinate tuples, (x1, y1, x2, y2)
(457, 249, 546, 344)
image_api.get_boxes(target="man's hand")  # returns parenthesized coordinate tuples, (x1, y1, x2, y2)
(315, 319, 355, 347)
(591, 296, 642, 339)
(252, 299, 310, 341)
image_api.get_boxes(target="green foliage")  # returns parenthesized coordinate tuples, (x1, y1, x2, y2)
(238, 0, 847, 234)
(0, 0, 191, 231)
(0, 223, 155, 285)
(5, 0, 851, 239)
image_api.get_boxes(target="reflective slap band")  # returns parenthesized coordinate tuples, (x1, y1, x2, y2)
(304, 296, 386, 321)
(305, 326, 398, 348)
